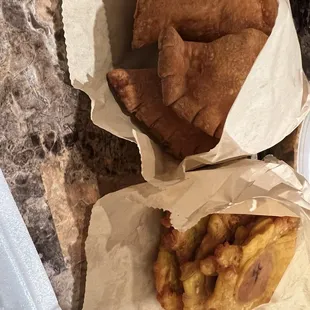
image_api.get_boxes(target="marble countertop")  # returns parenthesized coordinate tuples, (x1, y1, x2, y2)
(0, 0, 309, 309)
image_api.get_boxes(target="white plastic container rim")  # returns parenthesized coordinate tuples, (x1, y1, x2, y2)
(0, 170, 60, 310)
(297, 113, 310, 182)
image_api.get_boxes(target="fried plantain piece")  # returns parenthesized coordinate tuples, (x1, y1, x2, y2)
(200, 256, 217, 276)
(154, 248, 183, 310)
(196, 214, 254, 260)
(205, 217, 299, 310)
(133, 0, 278, 48)
(181, 261, 210, 310)
(234, 226, 250, 245)
(158, 27, 268, 138)
(154, 214, 210, 310)
(159, 290, 184, 310)
(107, 68, 218, 159)
(162, 215, 210, 264)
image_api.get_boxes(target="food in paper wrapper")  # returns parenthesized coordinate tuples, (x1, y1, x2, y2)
(107, 0, 278, 160)
(107, 69, 218, 159)
(107, 27, 267, 157)
(154, 212, 299, 310)
(63, 0, 309, 181)
(132, 0, 278, 48)
(158, 28, 268, 137)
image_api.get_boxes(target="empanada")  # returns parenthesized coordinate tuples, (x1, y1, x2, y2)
(158, 27, 268, 138)
(107, 68, 218, 159)
(133, 0, 277, 48)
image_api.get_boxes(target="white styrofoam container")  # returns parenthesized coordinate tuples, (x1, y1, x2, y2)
(0, 170, 60, 310)
(297, 113, 310, 182)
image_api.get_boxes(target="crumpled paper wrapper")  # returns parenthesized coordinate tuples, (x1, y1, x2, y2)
(62, 0, 310, 185)
(83, 157, 310, 310)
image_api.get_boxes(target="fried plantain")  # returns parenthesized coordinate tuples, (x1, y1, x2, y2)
(162, 215, 210, 264)
(200, 256, 217, 277)
(181, 261, 209, 310)
(154, 247, 183, 310)
(155, 214, 298, 310)
(234, 226, 250, 245)
(196, 214, 254, 260)
(154, 214, 210, 309)
(205, 217, 299, 310)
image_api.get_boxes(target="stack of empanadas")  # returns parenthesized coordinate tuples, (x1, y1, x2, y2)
(107, 0, 278, 159)
(154, 212, 299, 310)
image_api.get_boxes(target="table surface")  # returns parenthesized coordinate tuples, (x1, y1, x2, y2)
(0, 0, 309, 309)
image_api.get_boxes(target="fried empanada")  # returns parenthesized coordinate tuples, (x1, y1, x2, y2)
(133, 0, 277, 48)
(158, 27, 268, 138)
(206, 217, 299, 310)
(107, 68, 218, 159)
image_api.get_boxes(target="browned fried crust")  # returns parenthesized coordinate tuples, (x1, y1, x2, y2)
(133, 0, 278, 48)
(155, 214, 298, 310)
(158, 28, 268, 138)
(162, 216, 209, 264)
(107, 68, 218, 159)
(206, 216, 299, 309)
(195, 214, 255, 260)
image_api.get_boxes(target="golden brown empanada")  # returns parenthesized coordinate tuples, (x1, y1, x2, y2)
(133, 0, 277, 48)
(107, 68, 218, 159)
(158, 28, 268, 138)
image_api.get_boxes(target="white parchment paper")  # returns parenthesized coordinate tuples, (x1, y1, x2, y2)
(84, 158, 310, 309)
(62, 0, 310, 184)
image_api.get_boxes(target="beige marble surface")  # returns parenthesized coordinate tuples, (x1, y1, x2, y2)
(0, 0, 142, 308)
